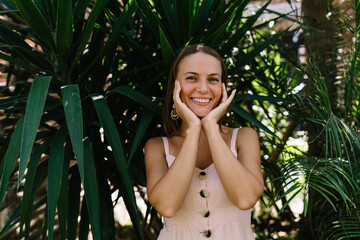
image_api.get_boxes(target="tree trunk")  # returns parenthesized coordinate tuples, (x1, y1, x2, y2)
(302, 0, 337, 157)
(302, 0, 337, 99)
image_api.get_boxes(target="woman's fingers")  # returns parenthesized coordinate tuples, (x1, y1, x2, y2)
(220, 85, 236, 108)
(227, 89, 236, 104)
(221, 83, 228, 103)
(220, 89, 236, 110)
(173, 80, 180, 103)
(173, 80, 181, 108)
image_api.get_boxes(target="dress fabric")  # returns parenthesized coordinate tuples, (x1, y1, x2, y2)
(157, 128, 255, 240)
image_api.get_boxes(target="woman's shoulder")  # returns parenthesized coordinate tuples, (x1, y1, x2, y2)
(237, 126, 258, 135)
(236, 127, 259, 144)
(145, 136, 165, 154)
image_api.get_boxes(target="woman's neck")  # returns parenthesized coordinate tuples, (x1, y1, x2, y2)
(177, 122, 204, 137)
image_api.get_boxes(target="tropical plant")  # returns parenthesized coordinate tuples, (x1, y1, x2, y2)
(266, 1, 360, 239)
(0, 0, 145, 239)
(0, 0, 297, 239)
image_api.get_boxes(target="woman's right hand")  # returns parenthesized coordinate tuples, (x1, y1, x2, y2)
(173, 80, 201, 129)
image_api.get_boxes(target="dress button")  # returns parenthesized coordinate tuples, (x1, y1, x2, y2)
(198, 171, 207, 180)
(200, 209, 210, 218)
(200, 189, 209, 198)
(202, 229, 211, 238)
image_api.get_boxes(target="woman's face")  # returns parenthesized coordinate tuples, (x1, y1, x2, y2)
(176, 52, 223, 118)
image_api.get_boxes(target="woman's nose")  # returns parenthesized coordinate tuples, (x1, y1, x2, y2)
(196, 79, 209, 93)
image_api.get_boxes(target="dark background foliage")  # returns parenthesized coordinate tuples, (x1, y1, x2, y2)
(0, 0, 359, 239)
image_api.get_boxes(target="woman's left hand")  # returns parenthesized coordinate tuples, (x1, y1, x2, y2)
(202, 83, 236, 130)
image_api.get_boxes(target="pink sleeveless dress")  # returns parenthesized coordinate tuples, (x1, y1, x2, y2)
(157, 128, 255, 239)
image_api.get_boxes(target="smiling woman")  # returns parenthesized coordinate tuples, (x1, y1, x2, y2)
(163, 44, 229, 135)
(144, 44, 264, 239)
(177, 52, 222, 118)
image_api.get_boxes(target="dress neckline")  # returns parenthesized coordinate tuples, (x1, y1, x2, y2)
(167, 154, 214, 171)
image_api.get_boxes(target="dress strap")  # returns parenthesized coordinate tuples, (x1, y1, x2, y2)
(231, 128, 240, 153)
(162, 136, 170, 156)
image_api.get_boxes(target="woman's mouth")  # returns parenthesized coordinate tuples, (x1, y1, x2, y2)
(191, 98, 211, 103)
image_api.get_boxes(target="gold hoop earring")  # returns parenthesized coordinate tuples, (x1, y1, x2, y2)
(171, 104, 179, 120)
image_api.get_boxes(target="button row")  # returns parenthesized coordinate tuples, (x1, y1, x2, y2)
(198, 172, 210, 238)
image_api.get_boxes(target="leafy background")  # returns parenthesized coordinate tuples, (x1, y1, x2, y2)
(0, 0, 359, 239)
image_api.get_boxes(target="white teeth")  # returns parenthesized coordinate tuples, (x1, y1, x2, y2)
(192, 98, 210, 103)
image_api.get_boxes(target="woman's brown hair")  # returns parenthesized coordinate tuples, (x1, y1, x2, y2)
(163, 44, 228, 136)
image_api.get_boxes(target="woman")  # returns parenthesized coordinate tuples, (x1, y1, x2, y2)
(145, 44, 264, 239)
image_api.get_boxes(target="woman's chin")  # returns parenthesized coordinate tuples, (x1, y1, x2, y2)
(191, 107, 212, 118)
(195, 112, 208, 118)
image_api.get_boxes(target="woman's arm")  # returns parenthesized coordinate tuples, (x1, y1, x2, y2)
(203, 125, 264, 210)
(145, 80, 201, 217)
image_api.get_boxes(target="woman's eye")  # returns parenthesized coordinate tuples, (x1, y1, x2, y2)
(186, 76, 196, 81)
(209, 78, 220, 83)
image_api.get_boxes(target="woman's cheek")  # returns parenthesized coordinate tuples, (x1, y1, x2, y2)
(218, 89, 222, 101)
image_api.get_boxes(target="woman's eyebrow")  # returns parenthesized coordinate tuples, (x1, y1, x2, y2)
(184, 71, 199, 75)
(184, 72, 220, 76)
(209, 73, 221, 77)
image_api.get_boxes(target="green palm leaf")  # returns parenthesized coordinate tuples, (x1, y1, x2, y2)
(73, 0, 91, 25)
(23, 161, 49, 238)
(0, 50, 45, 73)
(159, 26, 175, 66)
(82, 138, 101, 240)
(47, 125, 67, 240)
(0, 94, 27, 110)
(18, 76, 52, 188)
(128, 109, 153, 165)
(19, 142, 50, 239)
(203, 0, 243, 45)
(67, 170, 81, 240)
(14, 0, 55, 52)
(79, 0, 138, 83)
(220, 0, 267, 55)
(57, 145, 71, 240)
(175, 0, 193, 42)
(70, 0, 110, 74)
(108, 86, 162, 115)
(61, 85, 84, 180)
(136, 0, 162, 36)
(55, 0, 73, 67)
(92, 94, 143, 240)
(62, 85, 103, 239)
(0, 116, 24, 207)
(190, 0, 214, 39)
